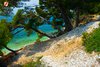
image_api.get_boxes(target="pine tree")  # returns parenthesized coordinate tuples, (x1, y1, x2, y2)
(0, 19, 17, 55)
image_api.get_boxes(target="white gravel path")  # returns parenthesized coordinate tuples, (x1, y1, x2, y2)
(41, 49, 100, 67)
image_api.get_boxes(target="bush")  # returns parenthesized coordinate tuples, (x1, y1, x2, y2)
(83, 27, 100, 53)
(23, 61, 42, 67)
(23, 56, 44, 67)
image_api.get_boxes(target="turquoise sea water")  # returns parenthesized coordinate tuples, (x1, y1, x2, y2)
(0, 16, 56, 54)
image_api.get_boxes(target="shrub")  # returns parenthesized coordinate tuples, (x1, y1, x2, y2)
(83, 27, 100, 53)
(23, 56, 44, 67)
(23, 61, 42, 67)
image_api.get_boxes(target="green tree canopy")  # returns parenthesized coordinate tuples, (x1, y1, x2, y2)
(0, 0, 21, 15)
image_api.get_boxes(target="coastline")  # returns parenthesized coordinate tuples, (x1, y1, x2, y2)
(8, 21, 100, 66)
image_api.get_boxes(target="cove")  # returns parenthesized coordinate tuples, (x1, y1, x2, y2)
(0, 15, 57, 55)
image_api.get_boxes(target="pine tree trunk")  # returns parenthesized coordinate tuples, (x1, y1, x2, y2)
(31, 27, 56, 38)
(57, 3, 73, 33)
(3, 45, 17, 55)
(75, 8, 80, 27)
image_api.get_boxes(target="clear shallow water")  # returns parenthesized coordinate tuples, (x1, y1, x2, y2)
(0, 16, 56, 54)
(0, 16, 12, 22)
(0, 0, 54, 55)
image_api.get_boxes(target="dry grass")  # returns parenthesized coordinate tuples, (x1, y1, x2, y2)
(34, 37, 83, 59)
(13, 55, 32, 65)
